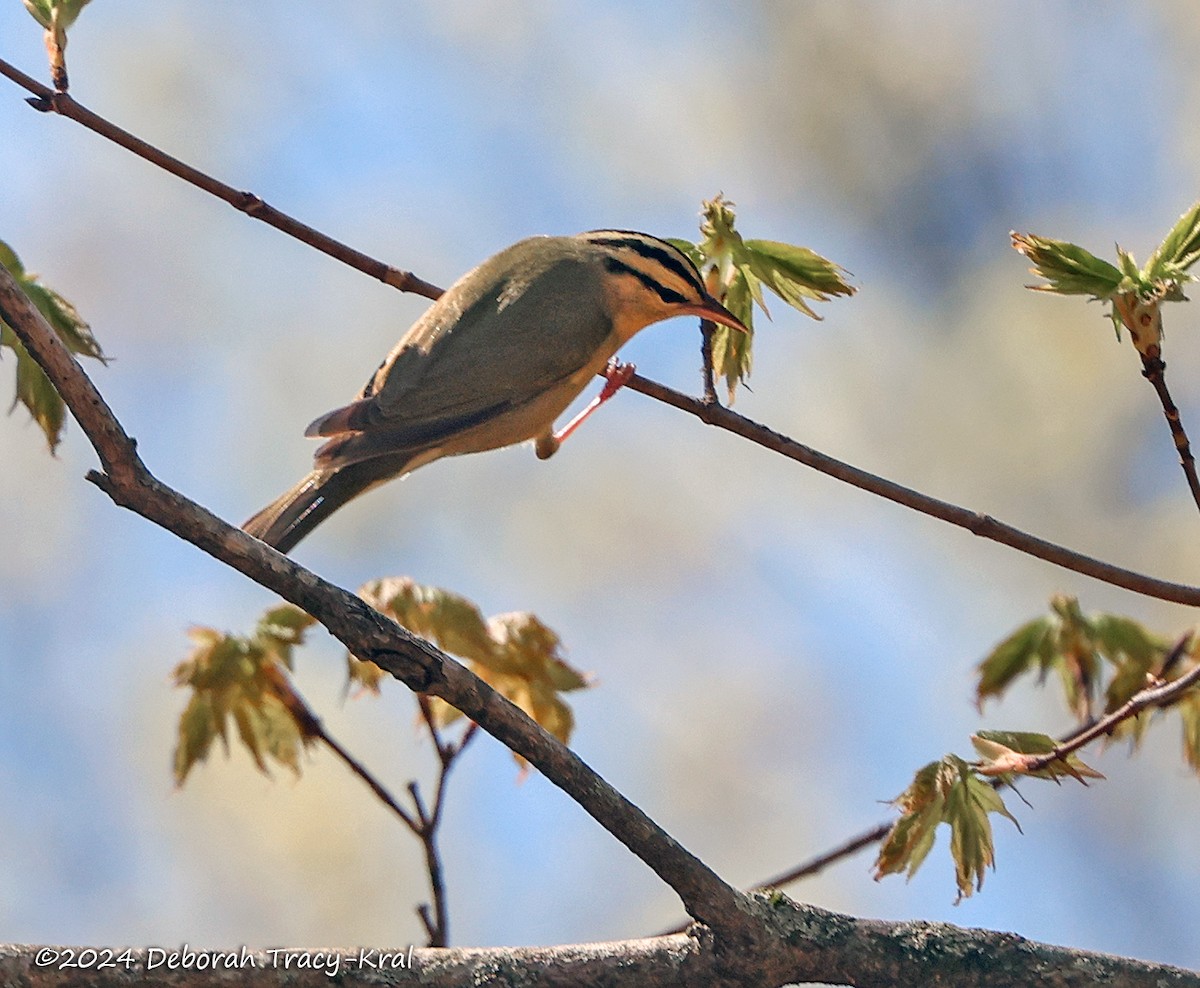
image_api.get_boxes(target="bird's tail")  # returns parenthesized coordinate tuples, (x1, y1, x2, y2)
(243, 453, 414, 553)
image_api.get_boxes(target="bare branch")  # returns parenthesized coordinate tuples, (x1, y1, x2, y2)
(622, 371, 1200, 606)
(1140, 348, 1200, 514)
(5, 900, 1198, 988)
(0, 59, 441, 301)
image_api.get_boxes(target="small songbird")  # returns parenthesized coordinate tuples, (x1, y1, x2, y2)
(243, 230, 748, 552)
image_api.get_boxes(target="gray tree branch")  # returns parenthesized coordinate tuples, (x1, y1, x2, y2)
(5, 896, 1199, 988)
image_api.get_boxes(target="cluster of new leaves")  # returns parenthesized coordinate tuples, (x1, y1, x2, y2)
(1012, 200, 1200, 356)
(875, 594, 1200, 900)
(670, 194, 855, 401)
(0, 239, 106, 451)
(173, 604, 318, 784)
(877, 730, 1104, 902)
(977, 594, 1200, 764)
(978, 594, 1168, 724)
(353, 578, 590, 763)
(875, 754, 1020, 901)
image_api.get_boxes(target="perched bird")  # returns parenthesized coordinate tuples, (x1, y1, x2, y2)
(243, 230, 748, 552)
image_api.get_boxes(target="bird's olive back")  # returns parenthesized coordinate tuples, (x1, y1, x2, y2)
(366, 238, 614, 429)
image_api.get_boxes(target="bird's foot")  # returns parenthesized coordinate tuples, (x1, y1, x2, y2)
(598, 358, 636, 399)
(537, 360, 637, 459)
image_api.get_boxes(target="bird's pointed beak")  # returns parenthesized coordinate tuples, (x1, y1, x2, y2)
(679, 294, 750, 334)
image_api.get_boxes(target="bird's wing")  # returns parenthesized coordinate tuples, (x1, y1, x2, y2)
(309, 244, 616, 456)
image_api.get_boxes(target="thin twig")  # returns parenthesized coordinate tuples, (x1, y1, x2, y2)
(0, 58, 441, 301)
(272, 645, 475, 944)
(699, 318, 718, 404)
(314, 721, 420, 831)
(4, 55, 1200, 606)
(655, 823, 890, 937)
(1140, 347, 1200, 514)
(264, 660, 424, 829)
(622, 372, 1200, 606)
(410, 697, 480, 946)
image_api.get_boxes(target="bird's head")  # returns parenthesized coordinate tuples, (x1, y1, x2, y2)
(577, 230, 749, 343)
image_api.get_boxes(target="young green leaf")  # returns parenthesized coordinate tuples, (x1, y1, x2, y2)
(22, 0, 92, 30)
(172, 605, 317, 785)
(0, 238, 107, 451)
(1010, 233, 1125, 299)
(971, 730, 1103, 783)
(947, 773, 1018, 900)
(1178, 694, 1200, 776)
(1146, 202, 1200, 282)
(742, 239, 855, 318)
(875, 760, 949, 882)
(976, 617, 1053, 706)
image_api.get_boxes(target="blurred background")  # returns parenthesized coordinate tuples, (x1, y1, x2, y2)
(3, 0, 1200, 971)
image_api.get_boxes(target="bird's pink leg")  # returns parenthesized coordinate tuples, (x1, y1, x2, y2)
(535, 360, 636, 459)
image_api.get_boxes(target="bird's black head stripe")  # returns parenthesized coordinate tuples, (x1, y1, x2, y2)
(602, 255, 689, 306)
(585, 232, 705, 295)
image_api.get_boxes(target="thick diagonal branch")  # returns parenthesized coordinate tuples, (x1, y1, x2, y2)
(0, 267, 750, 939)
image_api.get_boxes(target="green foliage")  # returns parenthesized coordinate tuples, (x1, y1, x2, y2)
(22, 0, 92, 30)
(1145, 201, 1200, 283)
(172, 604, 318, 784)
(0, 239, 106, 451)
(977, 596, 1200, 780)
(876, 733, 1100, 901)
(976, 594, 1166, 721)
(671, 194, 854, 401)
(877, 596, 1200, 899)
(971, 730, 1102, 784)
(355, 578, 590, 761)
(1013, 202, 1200, 355)
(875, 755, 1019, 901)
(1009, 233, 1124, 299)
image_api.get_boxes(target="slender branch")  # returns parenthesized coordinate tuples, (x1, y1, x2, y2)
(0, 59, 441, 301)
(265, 664, 422, 831)
(4, 55, 1199, 607)
(1140, 347, 1200, 514)
(622, 372, 1200, 606)
(0, 267, 752, 940)
(405, 699, 477, 948)
(318, 727, 422, 826)
(268, 648, 480, 945)
(699, 259, 721, 402)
